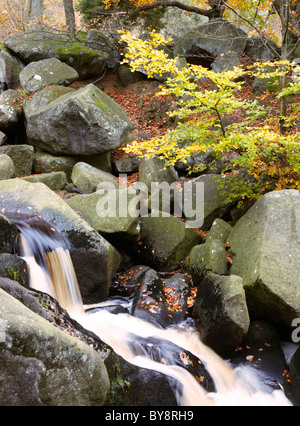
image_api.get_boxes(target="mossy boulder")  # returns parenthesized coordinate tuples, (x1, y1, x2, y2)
(21, 171, 67, 190)
(66, 188, 140, 237)
(0, 286, 110, 406)
(19, 57, 79, 91)
(228, 189, 300, 327)
(24, 83, 132, 156)
(174, 19, 248, 63)
(4, 32, 108, 79)
(0, 254, 29, 287)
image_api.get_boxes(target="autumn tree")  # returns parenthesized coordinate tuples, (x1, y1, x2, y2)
(119, 30, 300, 202)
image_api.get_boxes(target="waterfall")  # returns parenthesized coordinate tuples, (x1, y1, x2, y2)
(0, 58, 6, 94)
(13, 216, 84, 315)
(13, 216, 292, 406)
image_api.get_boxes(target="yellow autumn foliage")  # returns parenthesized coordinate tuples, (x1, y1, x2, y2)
(120, 30, 300, 202)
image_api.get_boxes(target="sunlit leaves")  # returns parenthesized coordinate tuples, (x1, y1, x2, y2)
(120, 30, 300, 202)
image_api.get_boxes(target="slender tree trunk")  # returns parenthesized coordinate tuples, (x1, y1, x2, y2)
(28, 0, 44, 30)
(279, 0, 290, 133)
(63, 0, 76, 37)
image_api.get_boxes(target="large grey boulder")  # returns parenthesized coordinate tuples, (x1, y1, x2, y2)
(173, 20, 248, 63)
(0, 145, 34, 177)
(193, 273, 250, 358)
(71, 162, 119, 193)
(24, 83, 132, 156)
(228, 190, 300, 327)
(66, 188, 140, 237)
(4, 31, 108, 79)
(0, 286, 110, 406)
(0, 89, 21, 130)
(0, 179, 121, 303)
(19, 57, 79, 91)
(137, 213, 201, 270)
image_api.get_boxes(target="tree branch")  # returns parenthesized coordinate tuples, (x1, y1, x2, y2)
(129, 1, 213, 19)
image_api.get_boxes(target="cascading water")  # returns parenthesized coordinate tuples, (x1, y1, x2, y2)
(12, 216, 293, 406)
(0, 58, 6, 94)
(13, 215, 84, 315)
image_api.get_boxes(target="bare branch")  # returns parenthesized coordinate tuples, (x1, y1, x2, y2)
(129, 1, 213, 19)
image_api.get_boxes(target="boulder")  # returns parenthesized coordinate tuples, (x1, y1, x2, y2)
(211, 51, 241, 73)
(0, 154, 15, 180)
(182, 174, 238, 230)
(0, 89, 21, 130)
(33, 151, 78, 180)
(112, 155, 141, 174)
(66, 188, 140, 237)
(184, 239, 228, 284)
(21, 171, 67, 190)
(24, 85, 75, 115)
(0, 47, 25, 90)
(86, 29, 121, 70)
(137, 213, 201, 271)
(33, 151, 112, 180)
(0, 179, 122, 303)
(117, 64, 146, 87)
(0, 286, 110, 406)
(192, 273, 250, 358)
(0, 213, 19, 254)
(204, 218, 233, 244)
(4, 31, 108, 79)
(24, 83, 132, 156)
(0, 253, 29, 287)
(173, 20, 248, 64)
(71, 162, 119, 193)
(244, 37, 280, 61)
(139, 156, 179, 191)
(228, 190, 300, 327)
(0, 145, 34, 177)
(19, 57, 79, 91)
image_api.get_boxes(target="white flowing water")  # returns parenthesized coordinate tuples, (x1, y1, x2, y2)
(14, 218, 293, 407)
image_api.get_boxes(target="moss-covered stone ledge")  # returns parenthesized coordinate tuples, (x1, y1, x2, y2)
(4, 31, 109, 79)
